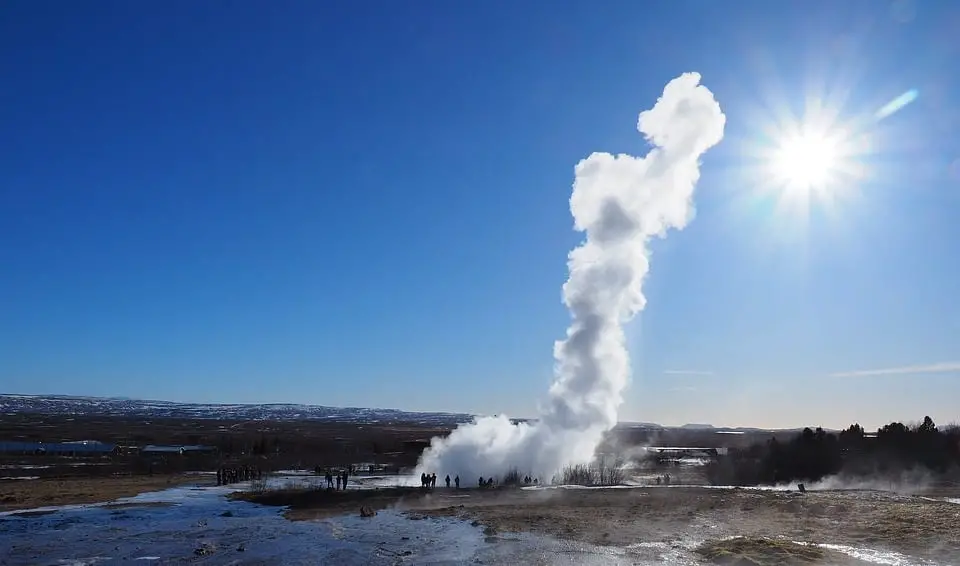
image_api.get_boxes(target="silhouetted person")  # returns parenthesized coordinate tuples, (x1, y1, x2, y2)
(454, 475, 460, 489)
(431, 473, 437, 488)
(325, 471, 334, 489)
(479, 476, 484, 488)
(445, 475, 451, 488)
(342, 470, 349, 490)
(336, 475, 342, 490)
(421, 473, 427, 488)
(216, 468, 222, 486)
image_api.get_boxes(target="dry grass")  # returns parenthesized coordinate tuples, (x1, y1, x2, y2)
(694, 537, 864, 565)
(0, 474, 203, 511)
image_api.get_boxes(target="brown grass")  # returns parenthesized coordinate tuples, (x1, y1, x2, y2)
(0, 474, 204, 511)
(694, 537, 870, 565)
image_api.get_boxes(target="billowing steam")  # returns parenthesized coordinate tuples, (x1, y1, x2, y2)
(416, 72, 726, 482)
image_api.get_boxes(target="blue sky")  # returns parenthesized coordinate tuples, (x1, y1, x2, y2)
(2, 0, 958, 429)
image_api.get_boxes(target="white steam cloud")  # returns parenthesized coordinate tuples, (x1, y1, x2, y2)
(416, 72, 726, 482)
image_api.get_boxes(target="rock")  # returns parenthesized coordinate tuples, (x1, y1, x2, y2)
(221, 511, 234, 517)
(194, 542, 216, 556)
(360, 505, 377, 518)
(237, 544, 245, 552)
(401, 536, 409, 541)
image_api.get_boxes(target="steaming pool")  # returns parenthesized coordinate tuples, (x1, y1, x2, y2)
(1, 473, 955, 565)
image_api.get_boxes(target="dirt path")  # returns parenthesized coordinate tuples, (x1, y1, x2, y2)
(0, 474, 207, 511)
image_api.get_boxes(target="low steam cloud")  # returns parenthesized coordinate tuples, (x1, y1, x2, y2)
(416, 72, 726, 482)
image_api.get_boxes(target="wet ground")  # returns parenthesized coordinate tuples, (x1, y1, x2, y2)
(1, 474, 958, 565)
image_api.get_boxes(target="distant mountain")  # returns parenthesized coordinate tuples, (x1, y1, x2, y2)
(0, 394, 802, 431)
(0, 394, 476, 426)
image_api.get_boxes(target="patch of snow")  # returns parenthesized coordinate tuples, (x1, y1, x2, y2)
(812, 542, 934, 566)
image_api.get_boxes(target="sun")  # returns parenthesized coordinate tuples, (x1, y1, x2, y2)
(770, 129, 842, 193)
(747, 110, 871, 217)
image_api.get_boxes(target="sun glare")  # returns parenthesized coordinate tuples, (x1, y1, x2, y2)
(771, 130, 840, 192)
(751, 112, 868, 215)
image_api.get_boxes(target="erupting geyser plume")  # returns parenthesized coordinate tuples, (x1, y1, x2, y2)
(416, 72, 726, 482)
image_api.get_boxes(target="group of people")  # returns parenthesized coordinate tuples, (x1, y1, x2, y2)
(420, 472, 461, 489)
(318, 467, 351, 490)
(217, 464, 261, 486)
(654, 473, 672, 486)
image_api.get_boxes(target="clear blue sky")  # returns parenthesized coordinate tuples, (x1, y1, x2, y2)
(2, 0, 958, 429)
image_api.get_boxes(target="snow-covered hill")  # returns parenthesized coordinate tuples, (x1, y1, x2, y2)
(0, 394, 475, 426)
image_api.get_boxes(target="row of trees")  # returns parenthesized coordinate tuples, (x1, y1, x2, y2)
(706, 416, 960, 486)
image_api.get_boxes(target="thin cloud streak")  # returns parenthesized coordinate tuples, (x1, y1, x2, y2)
(663, 370, 715, 376)
(830, 362, 960, 378)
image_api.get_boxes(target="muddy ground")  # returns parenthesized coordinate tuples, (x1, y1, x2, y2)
(426, 488, 960, 564)
(0, 474, 206, 511)
(241, 485, 960, 565)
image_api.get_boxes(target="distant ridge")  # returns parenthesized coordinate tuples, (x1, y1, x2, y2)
(0, 394, 811, 431)
(0, 393, 475, 426)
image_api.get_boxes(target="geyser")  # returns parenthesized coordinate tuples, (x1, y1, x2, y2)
(416, 72, 726, 482)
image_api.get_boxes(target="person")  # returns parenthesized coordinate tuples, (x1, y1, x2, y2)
(479, 476, 484, 488)
(454, 475, 460, 489)
(325, 471, 334, 489)
(336, 474, 342, 490)
(429, 473, 435, 488)
(445, 474, 451, 488)
(421, 472, 427, 489)
(342, 470, 349, 490)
